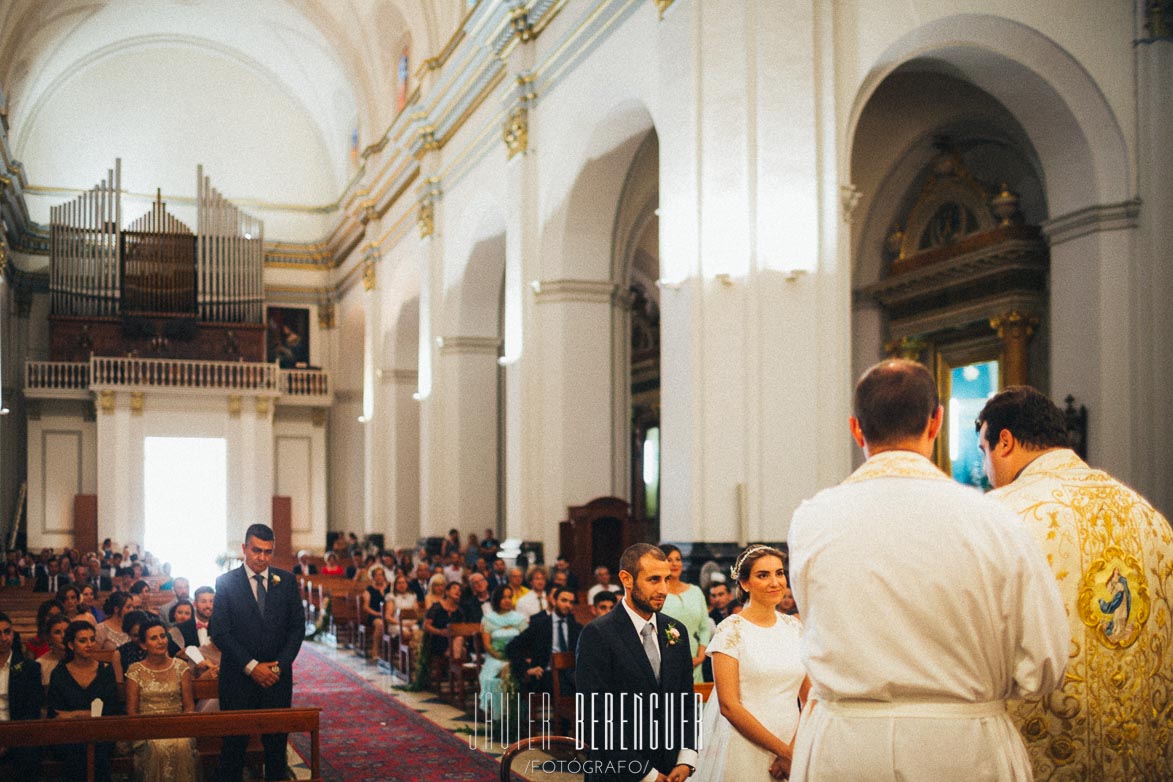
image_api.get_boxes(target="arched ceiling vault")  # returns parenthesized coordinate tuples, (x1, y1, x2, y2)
(0, 0, 463, 210)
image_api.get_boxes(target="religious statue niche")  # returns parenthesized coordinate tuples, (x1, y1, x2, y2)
(860, 146, 1049, 486)
(46, 160, 267, 361)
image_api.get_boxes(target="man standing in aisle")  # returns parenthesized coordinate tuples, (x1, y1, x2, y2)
(978, 386, 1173, 780)
(787, 359, 1069, 781)
(211, 524, 305, 782)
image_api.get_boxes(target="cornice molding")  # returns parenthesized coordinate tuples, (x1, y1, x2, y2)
(1041, 199, 1141, 246)
(437, 336, 501, 355)
(381, 368, 419, 385)
(534, 278, 618, 304)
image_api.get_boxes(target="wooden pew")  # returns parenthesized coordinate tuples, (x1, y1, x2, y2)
(0, 707, 322, 782)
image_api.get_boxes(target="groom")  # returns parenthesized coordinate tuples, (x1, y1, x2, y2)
(211, 523, 305, 782)
(576, 543, 699, 782)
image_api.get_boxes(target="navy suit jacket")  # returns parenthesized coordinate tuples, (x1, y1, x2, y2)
(210, 565, 304, 708)
(575, 605, 698, 782)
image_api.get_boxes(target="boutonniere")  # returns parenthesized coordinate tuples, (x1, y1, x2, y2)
(664, 622, 682, 646)
(12, 661, 23, 673)
(271, 574, 282, 585)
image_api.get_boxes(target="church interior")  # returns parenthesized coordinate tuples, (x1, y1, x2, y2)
(0, 0, 1170, 776)
(3, 0, 1168, 570)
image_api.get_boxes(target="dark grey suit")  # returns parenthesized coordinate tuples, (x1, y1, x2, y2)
(575, 605, 698, 782)
(210, 565, 303, 782)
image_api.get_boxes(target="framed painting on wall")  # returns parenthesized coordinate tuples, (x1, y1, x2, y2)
(267, 306, 310, 368)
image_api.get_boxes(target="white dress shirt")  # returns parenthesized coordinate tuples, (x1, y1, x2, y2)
(0, 650, 11, 721)
(243, 565, 270, 675)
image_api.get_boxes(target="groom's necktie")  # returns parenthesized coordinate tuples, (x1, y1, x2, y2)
(254, 574, 267, 615)
(556, 617, 568, 653)
(641, 622, 661, 682)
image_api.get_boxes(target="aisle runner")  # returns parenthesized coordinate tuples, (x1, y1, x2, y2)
(290, 643, 502, 782)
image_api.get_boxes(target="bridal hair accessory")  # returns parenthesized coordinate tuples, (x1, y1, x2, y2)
(730, 544, 774, 580)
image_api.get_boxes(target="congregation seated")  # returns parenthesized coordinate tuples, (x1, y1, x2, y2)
(586, 565, 623, 602)
(423, 573, 448, 611)
(36, 613, 71, 686)
(292, 550, 318, 575)
(505, 585, 581, 697)
(125, 617, 199, 781)
(321, 552, 345, 576)
(96, 592, 134, 650)
(25, 598, 65, 658)
(423, 581, 466, 659)
(384, 573, 419, 643)
(360, 566, 391, 657)
(514, 566, 550, 618)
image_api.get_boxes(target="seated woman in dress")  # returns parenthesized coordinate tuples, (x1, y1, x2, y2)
(697, 545, 810, 782)
(24, 599, 65, 659)
(57, 583, 96, 627)
(3, 561, 23, 587)
(167, 600, 194, 653)
(117, 610, 151, 677)
(47, 620, 123, 782)
(95, 592, 133, 650)
(423, 580, 465, 660)
(321, 552, 345, 576)
(361, 566, 391, 657)
(478, 585, 527, 720)
(125, 617, 198, 782)
(79, 583, 106, 623)
(385, 573, 419, 645)
(423, 573, 448, 611)
(38, 613, 71, 687)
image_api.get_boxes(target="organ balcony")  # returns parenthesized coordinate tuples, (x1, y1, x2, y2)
(23, 356, 332, 407)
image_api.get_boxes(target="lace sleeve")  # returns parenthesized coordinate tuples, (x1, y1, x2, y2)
(706, 615, 742, 659)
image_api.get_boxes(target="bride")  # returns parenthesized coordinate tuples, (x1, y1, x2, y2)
(697, 545, 810, 781)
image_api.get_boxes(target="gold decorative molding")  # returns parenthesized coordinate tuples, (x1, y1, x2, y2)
(884, 335, 928, 363)
(417, 126, 440, 156)
(504, 104, 528, 159)
(255, 397, 271, 416)
(318, 300, 336, 329)
(511, 5, 534, 42)
(0, 242, 7, 277)
(653, 0, 676, 19)
(990, 309, 1039, 386)
(360, 199, 377, 225)
(99, 389, 116, 414)
(362, 245, 379, 291)
(417, 198, 435, 239)
(129, 391, 144, 415)
(417, 178, 441, 239)
(228, 395, 242, 417)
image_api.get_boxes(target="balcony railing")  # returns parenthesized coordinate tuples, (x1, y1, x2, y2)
(90, 356, 280, 392)
(24, 357, 331, 405)
(24, 361, 90, 394)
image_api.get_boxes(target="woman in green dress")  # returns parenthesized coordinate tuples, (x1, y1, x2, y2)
(661, 543, 712, 683)
(478, 585, 528, 720)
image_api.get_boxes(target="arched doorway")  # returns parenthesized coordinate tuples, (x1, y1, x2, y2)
(613, 130, 660, 537)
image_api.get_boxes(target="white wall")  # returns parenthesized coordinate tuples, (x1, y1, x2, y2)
(26, 412, 98, 550)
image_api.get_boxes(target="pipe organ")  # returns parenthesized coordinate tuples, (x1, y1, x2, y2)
(48, 160, 267, 362)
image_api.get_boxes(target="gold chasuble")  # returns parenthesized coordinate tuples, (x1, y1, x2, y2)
(989, 449, 1173, 780)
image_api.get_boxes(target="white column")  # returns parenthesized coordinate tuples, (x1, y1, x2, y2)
(657, 0, 844, 545)
(1134, 24, 1173, 514)
(417, 171, 446, 538)
(363, 250, 383, 537)
(502, 44, 542, 545)
(377, 368, 419, 548)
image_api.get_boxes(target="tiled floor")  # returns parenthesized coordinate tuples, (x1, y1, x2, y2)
(297, 639, 581, 781)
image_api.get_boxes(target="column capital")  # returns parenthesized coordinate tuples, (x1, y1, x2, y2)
(417, 177, 442, 239)
(883, 335, 927, 363)
(989, 309, 1039, 340)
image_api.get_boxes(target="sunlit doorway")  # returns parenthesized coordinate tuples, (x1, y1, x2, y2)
(144, 437, 227, 589)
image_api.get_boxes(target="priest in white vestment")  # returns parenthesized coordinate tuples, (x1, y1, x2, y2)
(788, 360, 1068, 782)
(977, 386, 1173, 780)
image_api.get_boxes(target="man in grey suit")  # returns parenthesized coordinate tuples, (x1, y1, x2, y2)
(210, 524, 304, 782)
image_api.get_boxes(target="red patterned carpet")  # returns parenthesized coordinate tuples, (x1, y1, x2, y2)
(290, 643, 502, 781)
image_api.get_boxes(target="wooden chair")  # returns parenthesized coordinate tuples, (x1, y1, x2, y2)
(446, 622, 483, 710)
(353, 593, 368, 657)
(694, 681, 714, 702)
(549, 651, 577, 727)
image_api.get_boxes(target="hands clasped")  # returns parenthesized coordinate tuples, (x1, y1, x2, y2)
(250, 661, 281, 687)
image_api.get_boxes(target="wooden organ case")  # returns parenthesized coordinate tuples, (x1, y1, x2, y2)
(48, 161, 266, 362)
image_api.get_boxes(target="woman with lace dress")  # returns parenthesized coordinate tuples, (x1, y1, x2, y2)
(696, 545, 810, 782)
(125, 617, 197, 782)
(478, 585, 528, 719)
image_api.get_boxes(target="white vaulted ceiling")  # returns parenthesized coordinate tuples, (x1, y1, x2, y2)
(0, 0, 464, 230)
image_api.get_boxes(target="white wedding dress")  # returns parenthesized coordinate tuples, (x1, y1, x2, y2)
(696, 613, 805, 782)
